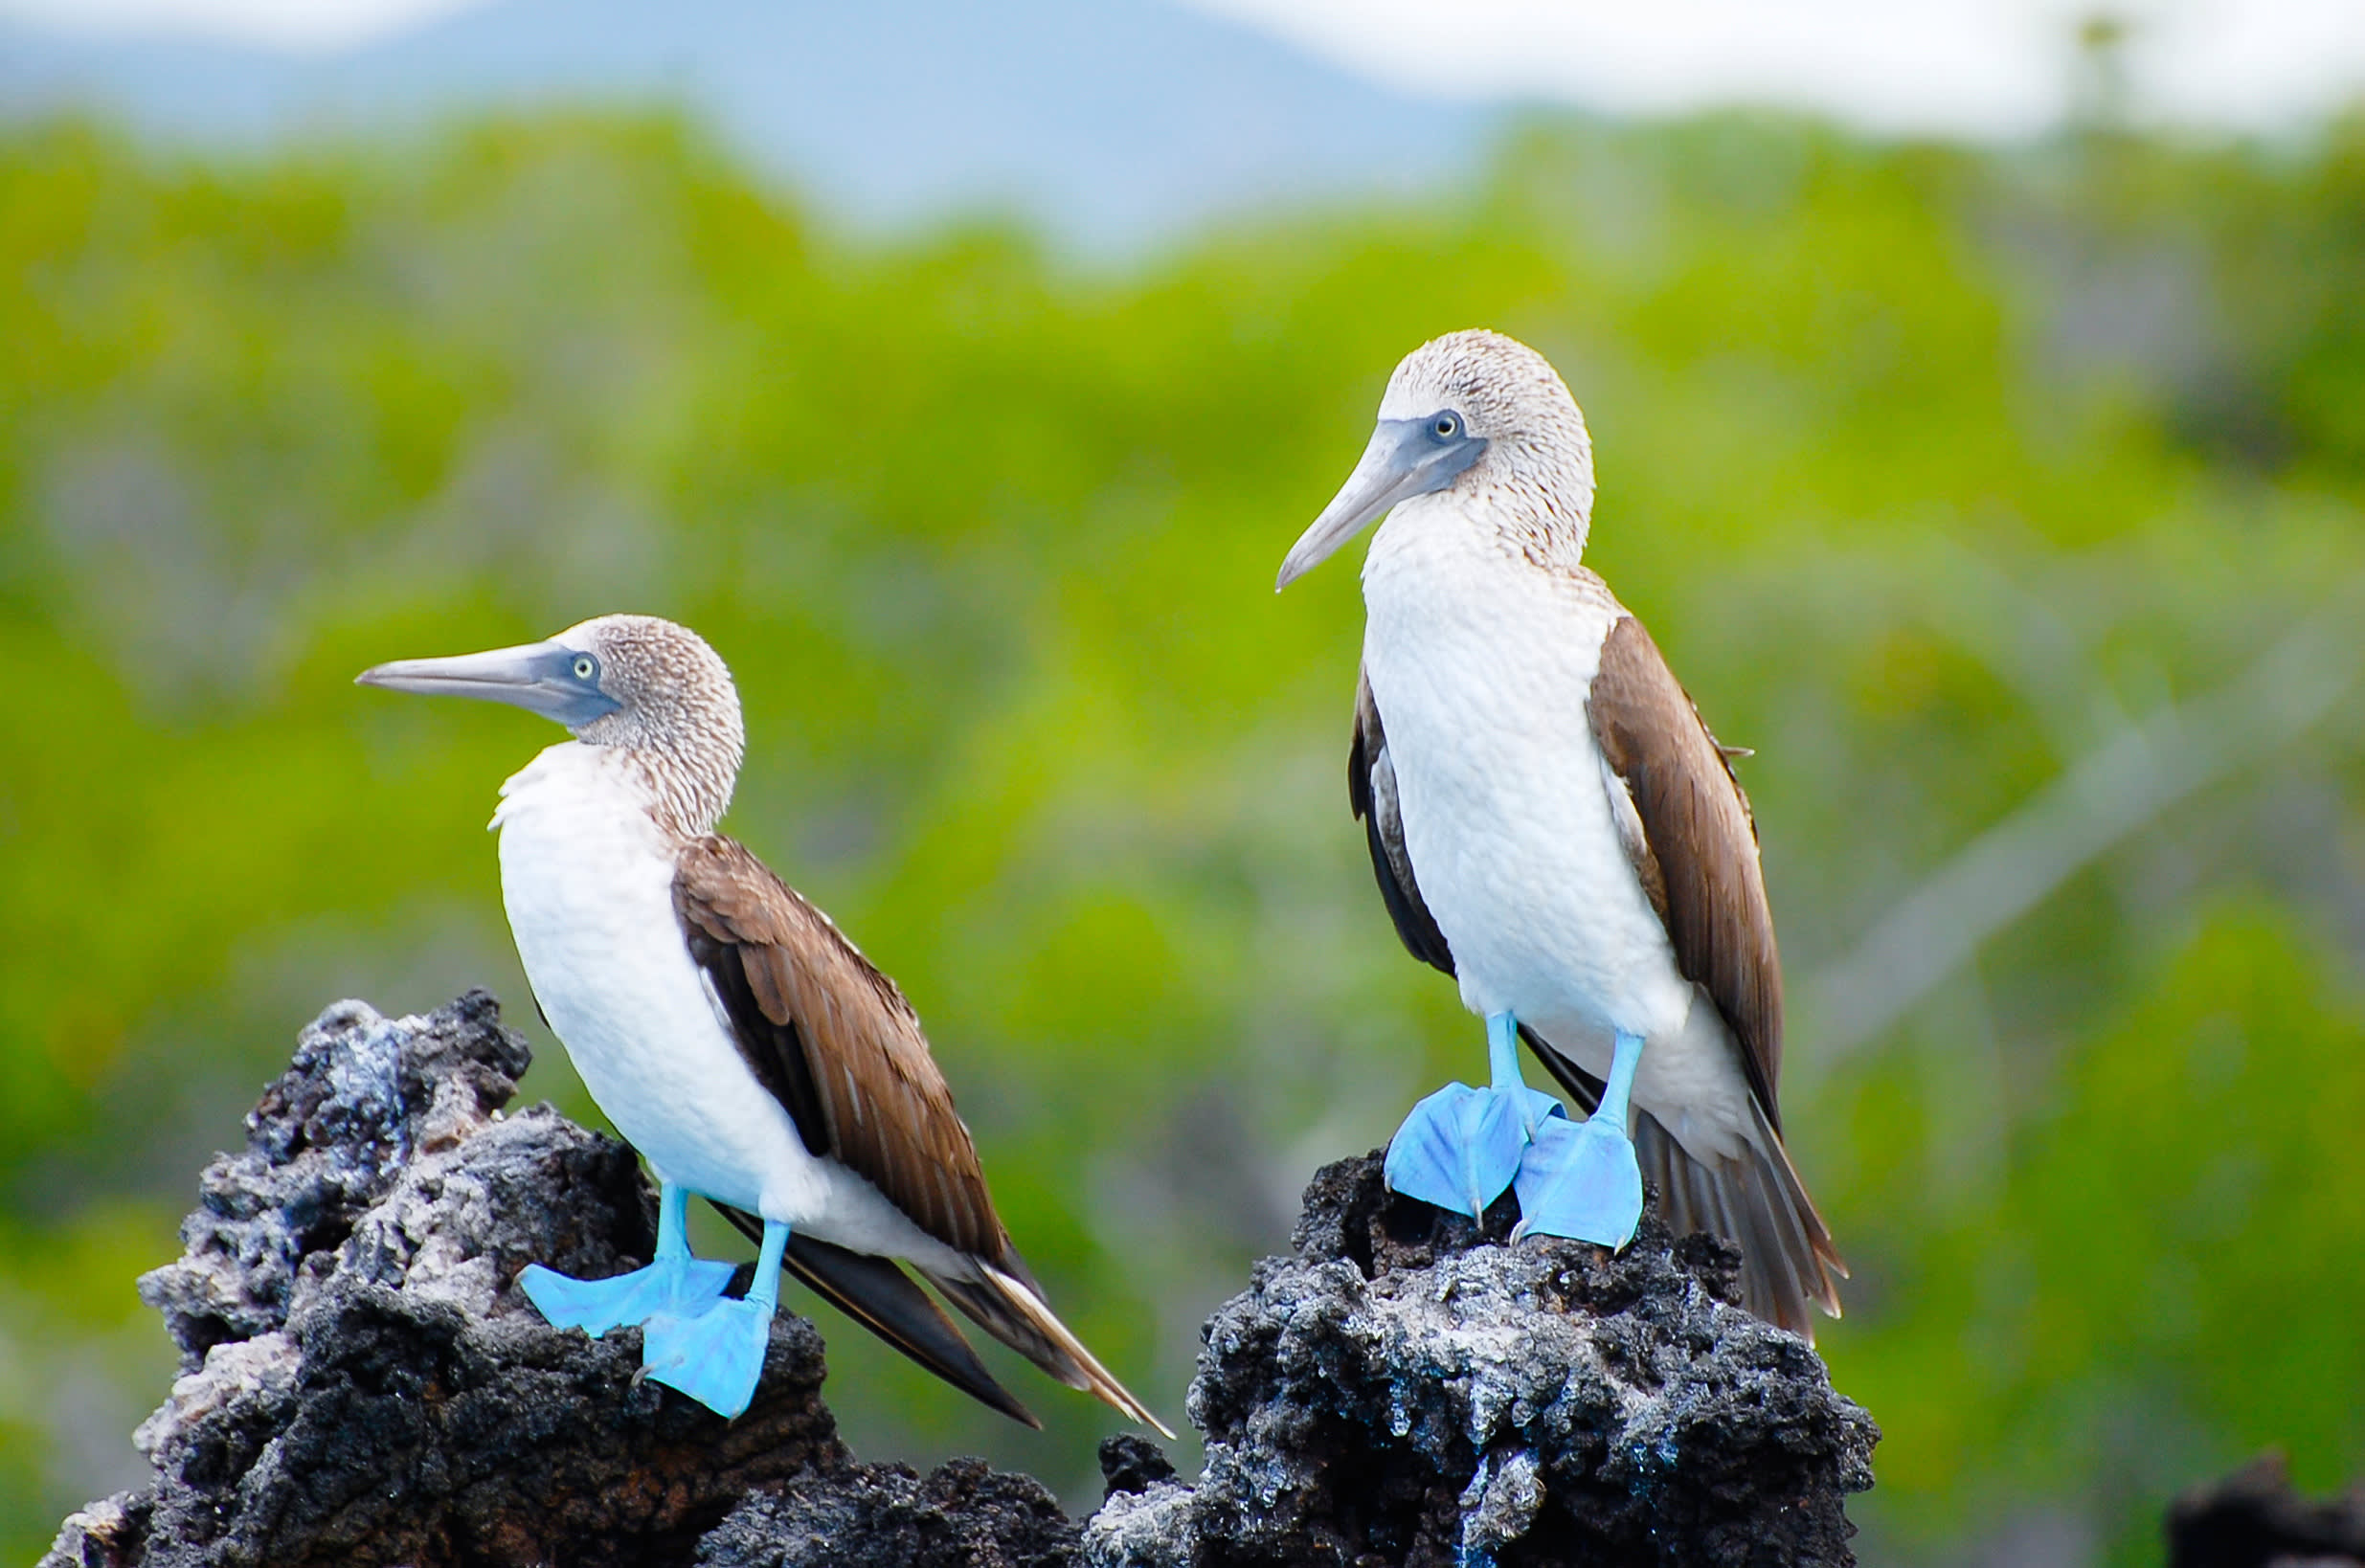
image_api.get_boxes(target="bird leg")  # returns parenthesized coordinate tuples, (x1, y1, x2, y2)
(1483, 1010, 1555, 1133)
(518, 1179, 736, 1337)
(1383, 1010, 1565, 1221)
(641, 1218, 790, 1420)
(1512, 1029, 1646, 1249)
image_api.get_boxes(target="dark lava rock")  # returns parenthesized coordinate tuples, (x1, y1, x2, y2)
(693, 1458, 1080, 1567)
(45, 992, 1879, 1568)
(2167, 1452, 2365, 1568)
(40, 992, 1073, 1568)
(1086, 1155, 1879, 1568)
(1098, 1435, 1179, 1499)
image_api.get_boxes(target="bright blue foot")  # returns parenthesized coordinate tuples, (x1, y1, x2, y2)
(642, 1297, 777, 1420)
(1385, 1012, 1563, 1220)
(1512, 1028, 1647, 1249)
(521, 1179, 734, 1336)
(1512, 1114, 1644, 1247)
(642, 1218, 790, 1421)
(521, 1256, 735, 1335)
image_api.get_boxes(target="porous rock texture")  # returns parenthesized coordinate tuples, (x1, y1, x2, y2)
(1087, 1155, 1879, 1568)
(45, 991, 1880, 1568)
(40, 992, 1079, 1568)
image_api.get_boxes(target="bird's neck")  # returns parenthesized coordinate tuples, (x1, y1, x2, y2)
(1377, 469, 1591, 575)
(496, 740, 734, 844)
(1437, 444, 1588, 574)
(1477, 438, 1595, 569)
(628, 741, 736, 840)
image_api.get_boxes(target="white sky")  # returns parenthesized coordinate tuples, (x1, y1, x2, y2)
(10, 0, 2365, 138)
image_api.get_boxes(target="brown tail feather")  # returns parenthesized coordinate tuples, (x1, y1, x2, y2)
(1521, 1028, 1845, 1340)
(1632, 1106, 1844, 1339)
(921, 1261, 1174, 1438)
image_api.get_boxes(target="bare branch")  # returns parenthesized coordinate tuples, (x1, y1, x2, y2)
(1799, 590, 2365, 1070)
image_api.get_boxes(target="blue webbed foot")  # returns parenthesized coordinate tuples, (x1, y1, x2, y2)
(1385, 1080, 1563, 1220)
(520, 1177, 734, 1336)
(1385, 1011, 1564, 1221)
(1512, 1113, 1643, 1247)
(1511, 1027, 1647, 1250)
(520, 1255, 734, 1337)
(641, 1217, 792, 1421)
(642, 1297, 777, 1420)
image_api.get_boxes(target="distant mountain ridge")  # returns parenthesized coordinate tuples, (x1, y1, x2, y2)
(0, 0, 1496, 251)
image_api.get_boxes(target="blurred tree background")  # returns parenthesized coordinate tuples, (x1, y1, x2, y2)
(3, 97, 2363, 1567)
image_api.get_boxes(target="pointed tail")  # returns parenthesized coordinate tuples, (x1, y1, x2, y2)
(921, 1257, 1174, 1438)
(1636, 1103, 1847, 1339)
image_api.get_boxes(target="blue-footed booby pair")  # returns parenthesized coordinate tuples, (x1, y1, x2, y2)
(1277, 329, 1845, 1336)
(358, 616, 1165, 1428)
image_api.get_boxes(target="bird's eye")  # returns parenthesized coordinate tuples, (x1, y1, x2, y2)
(1432, 413, 1460, 440)
(573, 656, 596, 681)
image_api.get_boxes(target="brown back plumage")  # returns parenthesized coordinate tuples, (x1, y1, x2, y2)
(1579, 613, 1844, 1333)
(675, 835, 1006, 1258)
(1587, 614, 1787, 1128)
(672, 835, 1168, 1433)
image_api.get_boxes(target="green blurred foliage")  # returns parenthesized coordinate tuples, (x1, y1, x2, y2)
(3, 104, 2363, 1564)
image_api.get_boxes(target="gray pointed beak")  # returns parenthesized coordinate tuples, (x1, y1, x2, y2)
(355, 640, 620, 728)
(1276, 417, 1487, 591)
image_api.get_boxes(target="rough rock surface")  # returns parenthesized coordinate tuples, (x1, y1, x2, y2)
(45, 991, 1881, 1568)
(1087, 1156, 1879, 1568)
(40, 993, 1076, 1568)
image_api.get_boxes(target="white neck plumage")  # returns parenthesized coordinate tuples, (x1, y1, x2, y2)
(494, 739, 736, 846)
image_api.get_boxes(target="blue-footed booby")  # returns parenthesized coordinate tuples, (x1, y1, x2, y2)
(1276, 329, 1845, 1336)
(358, 615, 1165, 1428)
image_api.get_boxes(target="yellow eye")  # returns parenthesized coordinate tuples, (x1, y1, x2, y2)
(573, 657, 596, 681)
(1434, 414, 1458, 438)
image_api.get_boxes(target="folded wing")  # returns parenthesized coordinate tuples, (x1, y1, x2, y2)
(673, 835, 1166, 1432)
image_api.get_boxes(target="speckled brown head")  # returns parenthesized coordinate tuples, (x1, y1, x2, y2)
(1277, 328, 1596, 589)
(357, 613, 746, 834)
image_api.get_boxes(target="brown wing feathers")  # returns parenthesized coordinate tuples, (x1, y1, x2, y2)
(675, 836, 1002, 1257)
(1583, 614, 1844, 1330)
(1588, 616, 1786, 1125)
(673, 836, 1165, 1433)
